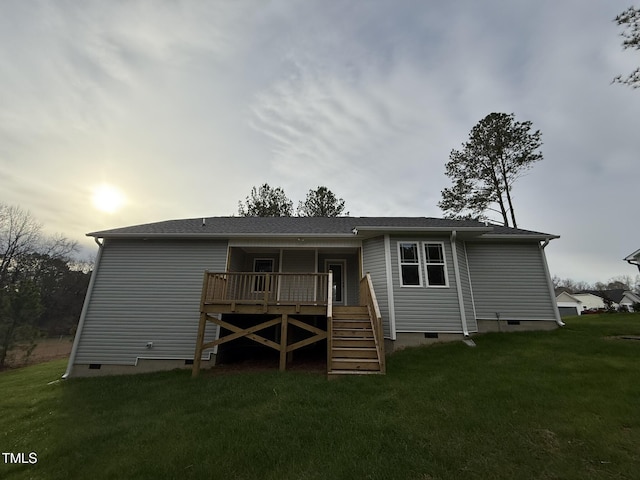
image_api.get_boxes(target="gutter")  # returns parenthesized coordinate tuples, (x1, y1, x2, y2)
(86, 232, 360, 240)
(62, 237, 105, 379)
(479, 234, 561, 241)
(540, 237, 565, 327)
(354, 226, 493, 234)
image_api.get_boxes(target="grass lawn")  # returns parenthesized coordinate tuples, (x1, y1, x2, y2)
(1, 314, 639, 479)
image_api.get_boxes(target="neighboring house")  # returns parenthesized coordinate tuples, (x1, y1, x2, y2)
(555, 290, 582, 317)
(572, 293, 607, 311)
(64, 217, 562, 378)
(615, 290, 640, 312)
(592, 289, 640, 312)
(573, 289, 640, 312)
(624, 249, 640, 272)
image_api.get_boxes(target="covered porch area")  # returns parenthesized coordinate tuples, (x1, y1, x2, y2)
(225, 245, 362, 306)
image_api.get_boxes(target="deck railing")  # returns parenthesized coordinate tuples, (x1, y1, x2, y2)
(202, 271, 330, 305)
(360, 273, 386, 373)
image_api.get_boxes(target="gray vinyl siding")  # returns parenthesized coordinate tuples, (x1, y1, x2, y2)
(362, 236, 391, 337)
(465, 241, 556, 321)
(281, 249, 315, 272)
(345, 254, 360, 305)
(390, 237, 464, 332)
(280, 250, 316, 301)
(74, 239, 228, 365)
(457, 240, 478, 332)
(227, 247, 244, 272)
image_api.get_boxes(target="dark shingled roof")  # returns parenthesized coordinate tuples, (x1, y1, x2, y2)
(88, 216, 557, 239)
(578, 289, 630, 304)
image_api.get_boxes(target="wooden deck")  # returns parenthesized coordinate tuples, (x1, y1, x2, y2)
(192, 271, 385, 377)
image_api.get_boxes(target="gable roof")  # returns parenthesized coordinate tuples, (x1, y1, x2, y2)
(577, 289, 640, 304)
(555, 291, 582, 303)
(624, 249, 640, 261)
(88, 216, 559, 240)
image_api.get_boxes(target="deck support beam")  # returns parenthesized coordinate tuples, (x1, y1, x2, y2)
(192, 312, 208, 377)
(192, 310, 330, 376)
(279, 314, 288, 371)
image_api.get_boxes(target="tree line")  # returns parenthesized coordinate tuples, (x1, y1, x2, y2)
(237, 185, 348, 217)
(0, 204, 91, 368)
(552, 274, 640, 295)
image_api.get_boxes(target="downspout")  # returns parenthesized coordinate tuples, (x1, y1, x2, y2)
(451, 231, 470, 337)
(540, 238, 565, 327)
(62, 237, 105, 379)
(383, 235, 397, 340)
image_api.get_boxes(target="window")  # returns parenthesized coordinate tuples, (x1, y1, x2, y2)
(253, 258, 274, 292)
(398, 242, 422, 286)
(423, 243, 448, 287)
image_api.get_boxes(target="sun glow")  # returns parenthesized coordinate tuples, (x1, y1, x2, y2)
(92, 184, 126, 213)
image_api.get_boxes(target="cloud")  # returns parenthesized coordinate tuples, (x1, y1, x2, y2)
(0, 0, 637, 282)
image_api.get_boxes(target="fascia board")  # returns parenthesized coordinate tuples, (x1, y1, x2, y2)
(624, 248, 640, 261)
(479, 234, 560, 241)
(354, 226, 493, 234)
(87, 232, 358, 240)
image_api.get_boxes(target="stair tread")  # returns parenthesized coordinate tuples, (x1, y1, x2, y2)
(333, 327, 371, 330)
(328, 370, 383, 375)
(331, 357, 379, 362)
(332, 346, 377, 351)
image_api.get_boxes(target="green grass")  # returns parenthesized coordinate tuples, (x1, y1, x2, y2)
(1, 314, 639, 479)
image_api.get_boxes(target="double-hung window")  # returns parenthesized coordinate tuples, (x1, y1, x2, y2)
(398, 242, 422, 286)
(423, 242, 448, 287)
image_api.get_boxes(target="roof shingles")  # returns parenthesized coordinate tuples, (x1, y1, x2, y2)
(88, 216, 556, 239)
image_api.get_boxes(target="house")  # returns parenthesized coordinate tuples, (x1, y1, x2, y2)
(555, 289, 583, 317)
(571, 292, 607, 311)
(64, 217, 562, 378)
(572, 289, 640, 312)
(625, 249, 640, 272)
(608, 289, 640, 312)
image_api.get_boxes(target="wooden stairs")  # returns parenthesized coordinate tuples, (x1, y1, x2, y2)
(328, 305, 384, 376)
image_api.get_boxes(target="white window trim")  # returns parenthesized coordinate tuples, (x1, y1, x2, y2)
(422, 241, 449, 288)
(253, 258, 275, 272)
(397, 241, 423, 287)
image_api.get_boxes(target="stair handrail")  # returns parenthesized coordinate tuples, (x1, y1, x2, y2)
(361, 273, 386, 373)
(326, 270, 333, 374)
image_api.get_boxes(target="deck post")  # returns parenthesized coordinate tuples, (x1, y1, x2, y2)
(326, 270, 333, 374)
(192, 312, 208, 377)
(279, 313, 288, 371)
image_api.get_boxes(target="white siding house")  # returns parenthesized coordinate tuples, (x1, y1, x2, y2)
(555, 291, 582, 317)
(572, 293, 606, 311)
(65, 217, 562, 378)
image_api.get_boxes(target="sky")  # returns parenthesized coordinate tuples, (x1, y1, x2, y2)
(0, 0, 638, 284)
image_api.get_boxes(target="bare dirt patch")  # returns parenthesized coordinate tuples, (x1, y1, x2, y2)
(4, 336, 73, 369)
(607, 335, 640, 342)
(203, 348, 326, 376)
